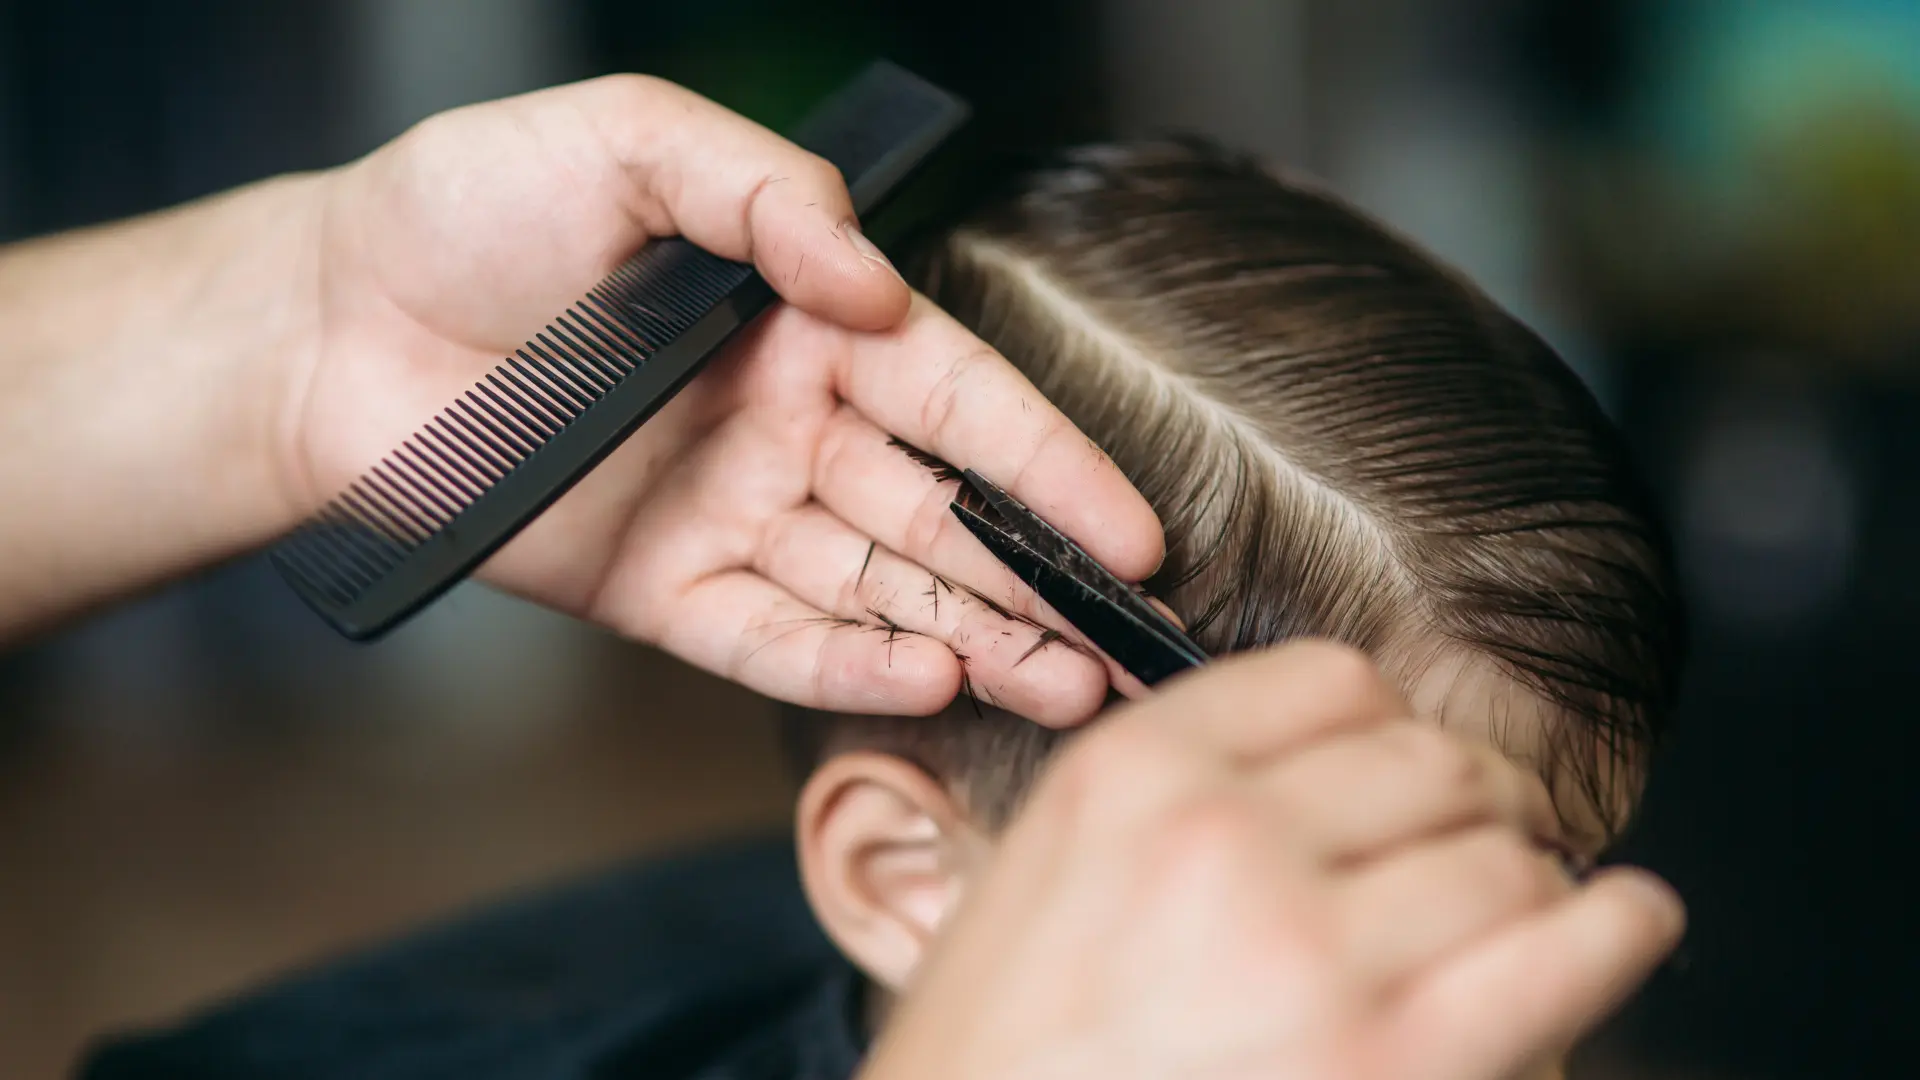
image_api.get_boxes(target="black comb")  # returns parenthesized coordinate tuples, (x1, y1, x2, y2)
(270, 62, 970, 640)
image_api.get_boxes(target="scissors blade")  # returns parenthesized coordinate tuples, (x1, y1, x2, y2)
(960, 470, 1199, 643)
(950, 476, 1207, 687)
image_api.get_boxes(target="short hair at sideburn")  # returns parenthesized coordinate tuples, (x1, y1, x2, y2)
(781, 137, 1684, 845)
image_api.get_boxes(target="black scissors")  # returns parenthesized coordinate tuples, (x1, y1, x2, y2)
(949, 469, 1209, 687)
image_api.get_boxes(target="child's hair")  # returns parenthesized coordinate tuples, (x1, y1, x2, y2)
(782, 137, 1684, 842)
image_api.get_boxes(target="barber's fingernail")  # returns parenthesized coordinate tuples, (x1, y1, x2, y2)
(842, 222, 901, 278)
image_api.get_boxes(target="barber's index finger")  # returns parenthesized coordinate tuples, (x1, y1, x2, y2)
(1127, 641, 1415, 764)
(831, 294, 1166, 584)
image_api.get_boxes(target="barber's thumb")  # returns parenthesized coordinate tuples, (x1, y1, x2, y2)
(751, 193, 910, 332)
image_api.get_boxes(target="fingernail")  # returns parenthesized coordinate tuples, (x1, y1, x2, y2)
(842, 221, 901, 278)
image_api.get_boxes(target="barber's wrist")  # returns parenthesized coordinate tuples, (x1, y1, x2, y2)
(168, 170, 331, 550)
(237, 171, 332, 535)
(0, 170, 327, 635)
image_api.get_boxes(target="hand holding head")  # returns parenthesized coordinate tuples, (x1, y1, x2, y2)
(857, 642, 1684, 1080)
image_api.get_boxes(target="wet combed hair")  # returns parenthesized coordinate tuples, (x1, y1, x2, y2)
(782, 138, 1684, 842)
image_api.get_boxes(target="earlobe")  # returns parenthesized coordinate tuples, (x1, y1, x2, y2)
(795, 752, 975, 991)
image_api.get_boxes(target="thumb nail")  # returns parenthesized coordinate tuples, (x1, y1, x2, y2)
(842, 222, 901, 279)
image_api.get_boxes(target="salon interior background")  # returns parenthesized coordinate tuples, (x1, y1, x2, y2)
(1, 1, 1913, 1077)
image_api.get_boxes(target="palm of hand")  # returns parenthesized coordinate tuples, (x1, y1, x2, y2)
(295, 97, 751, 620)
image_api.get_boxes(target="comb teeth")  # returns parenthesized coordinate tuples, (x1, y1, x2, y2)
(271, 242, 752, 609)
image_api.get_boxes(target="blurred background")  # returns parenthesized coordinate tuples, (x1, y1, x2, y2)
(1, 0, 1914, 1076)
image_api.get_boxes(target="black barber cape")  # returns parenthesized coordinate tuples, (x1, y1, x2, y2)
(80, 836, 869, 1080)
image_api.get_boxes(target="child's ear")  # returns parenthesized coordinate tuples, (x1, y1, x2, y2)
(795, 752, 987, 991)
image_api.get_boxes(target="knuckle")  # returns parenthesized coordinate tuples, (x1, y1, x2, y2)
(812, 402, 882, 483)
(833, 556, 875, 616)
(793, 151, 845, 195)
(1479, 832, 1561, 903)
(1387, 720, 1474, 783)
(1430, 735, 1488, 794)
(752, 514, 797, 580)
(1043, 720, 1170, 821)
(1032, 739, 1111, 828)
(916, 348, 990, 450)
(900, 483, 958, 562)
(807, 632, 854, 706)
(1008, 413, 1082, 504)
(916, 372, 959, 447)
(1054, 719, 1155, 787)
(1151, 791, 1263, 878)
(809, 413, 850, 493)
(603, 71, 659, 95)
(590, 72, 674, 112)
(1294, 640, 1385, 698)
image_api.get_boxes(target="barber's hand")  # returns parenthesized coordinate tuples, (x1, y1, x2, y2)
(864, 643, 1686, 1080)
(283, 75, 1162, 722)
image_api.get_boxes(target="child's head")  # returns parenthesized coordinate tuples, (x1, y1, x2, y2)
(783, 138, 1684, 996)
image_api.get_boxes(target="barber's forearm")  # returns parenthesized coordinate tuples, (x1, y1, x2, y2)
(0, 173, 323, 639)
